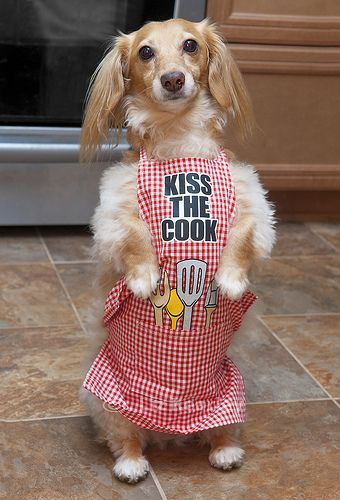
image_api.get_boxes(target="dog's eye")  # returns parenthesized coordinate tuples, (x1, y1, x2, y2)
(139, 46, 154, 60)
(183, 39, 198, 53)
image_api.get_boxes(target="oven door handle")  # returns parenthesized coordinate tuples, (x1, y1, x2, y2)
(0, 126, 129, 163)
(0, 142, 129, 163)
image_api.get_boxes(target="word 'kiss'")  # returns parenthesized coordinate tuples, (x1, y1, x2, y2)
(162, 172, 218, 242)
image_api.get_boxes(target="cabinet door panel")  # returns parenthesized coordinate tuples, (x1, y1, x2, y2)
(207, 0, 340, 45)
(226, 73, 340, 191)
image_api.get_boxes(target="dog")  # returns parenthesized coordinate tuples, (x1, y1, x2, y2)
(79, 18, 275, 484)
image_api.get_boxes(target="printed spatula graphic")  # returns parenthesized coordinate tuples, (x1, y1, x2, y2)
(176, 259, 207, 330)
(204, 278, 218, 328)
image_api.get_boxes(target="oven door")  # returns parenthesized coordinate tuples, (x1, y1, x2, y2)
(0, 0, 206, 224)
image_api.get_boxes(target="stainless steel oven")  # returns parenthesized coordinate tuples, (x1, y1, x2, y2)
(0, 0, 206, 224)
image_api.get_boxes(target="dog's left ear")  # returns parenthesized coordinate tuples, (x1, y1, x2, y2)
(198, 20, 254, 138)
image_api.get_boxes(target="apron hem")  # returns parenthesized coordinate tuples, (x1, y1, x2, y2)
(83, 363, 246, 435)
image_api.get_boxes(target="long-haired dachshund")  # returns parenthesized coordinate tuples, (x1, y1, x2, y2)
(80, 18, 275, 484)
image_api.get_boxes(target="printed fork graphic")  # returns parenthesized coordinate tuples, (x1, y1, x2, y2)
(150, 269, 171, 326)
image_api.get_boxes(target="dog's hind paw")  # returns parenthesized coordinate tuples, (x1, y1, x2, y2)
(209, 446, 245, 471)
(113, 455, 149, 484)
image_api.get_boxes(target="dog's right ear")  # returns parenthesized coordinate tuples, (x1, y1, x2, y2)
(80, 34, 131, 161)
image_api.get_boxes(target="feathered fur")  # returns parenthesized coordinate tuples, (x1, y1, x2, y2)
(80, 18, 275, 484)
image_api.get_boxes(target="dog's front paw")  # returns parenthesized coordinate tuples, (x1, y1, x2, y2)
(126, 263, 159, 299)
(215, 266, 249, 300)
(113, 454, 149, 483)
(209, 446, 245, 471)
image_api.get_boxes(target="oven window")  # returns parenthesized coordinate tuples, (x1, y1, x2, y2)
(0, 0, 175, 126)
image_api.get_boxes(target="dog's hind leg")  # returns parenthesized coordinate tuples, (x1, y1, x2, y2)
(106, 412, 150, 483)
(201, 424, 245, 471)
(113, 434, 149, 484)
(80, 388, 150, 483)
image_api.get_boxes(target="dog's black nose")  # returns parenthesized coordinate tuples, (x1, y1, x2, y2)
(160, 72, 185, 92)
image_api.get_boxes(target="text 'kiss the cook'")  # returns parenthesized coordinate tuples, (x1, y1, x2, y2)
(162, 172, 218, 242)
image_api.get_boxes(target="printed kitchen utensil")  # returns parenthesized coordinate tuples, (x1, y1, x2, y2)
(204, 278, 218, 327)
(176, 259, 207, 330)
(149, 269, 171, 326)
(165, 288, 185, 330)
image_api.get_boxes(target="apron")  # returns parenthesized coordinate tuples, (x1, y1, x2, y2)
(83, 146, 256, 434)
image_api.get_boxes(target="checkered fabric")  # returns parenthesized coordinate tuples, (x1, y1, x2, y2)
(83, 146, 256, 434)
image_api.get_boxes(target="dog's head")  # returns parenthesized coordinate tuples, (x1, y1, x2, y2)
(81, 18, 253, 157)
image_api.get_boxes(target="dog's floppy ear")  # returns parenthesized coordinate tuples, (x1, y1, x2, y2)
(199, 20, 254, 139)
(80, 34, 131, 160)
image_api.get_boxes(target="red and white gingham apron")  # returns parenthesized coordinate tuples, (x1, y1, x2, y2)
(83, 146, 256, 434)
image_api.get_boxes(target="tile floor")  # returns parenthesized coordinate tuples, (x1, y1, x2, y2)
(0, 223, 339, 499)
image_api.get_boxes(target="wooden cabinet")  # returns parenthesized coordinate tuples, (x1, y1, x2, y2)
(207, 0, 340, 45)
(207, 0, 340, 218)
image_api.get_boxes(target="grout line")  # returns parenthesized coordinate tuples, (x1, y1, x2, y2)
(36, 228, 88, 335)
(1, 413, 89, 423)
(259, 317, 339, 405)
(149, 464, 168, 500)
(247, 398, 331, 405)
(332, 400, 340, 410)
(307, 223, 340, 254)
(34, 226, 54, 260)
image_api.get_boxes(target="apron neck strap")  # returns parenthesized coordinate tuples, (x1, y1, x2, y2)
(217, 146, 228, 162)
(140, 145, 227, 163)
(139, 145, 148, 162)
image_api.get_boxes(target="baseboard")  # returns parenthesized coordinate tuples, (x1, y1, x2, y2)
(268, 190, 340, 222)
(257, 164, 340, 191)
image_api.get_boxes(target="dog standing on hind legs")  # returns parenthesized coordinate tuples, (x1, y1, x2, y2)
(80, 18, 275, 484)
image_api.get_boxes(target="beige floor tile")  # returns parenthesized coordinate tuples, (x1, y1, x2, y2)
(0, 417, 162, 499)
(263, 315, 340, 398)
(308, 223, 340, 253)
(273, 222, 336, 256)
(0, 264, 78, 328)
(56, 263, 96, 325)
(148, 401, 340, 500)
(229, 319, 327, 402)
(0, 326, 89, 420)
(250, 255, 340, 315)
(40, 226, 92, 262)
(0, 227, 48, 263)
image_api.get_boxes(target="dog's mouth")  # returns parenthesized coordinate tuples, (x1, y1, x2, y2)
(163, 91, 187, 101)
(151, 89, 193, 107)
